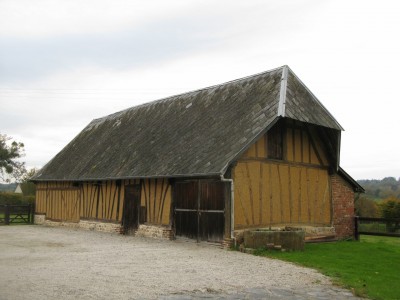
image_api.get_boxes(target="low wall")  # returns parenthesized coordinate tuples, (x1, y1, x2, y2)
(235, 226, 335, 244)
(243, 230, 305, 251)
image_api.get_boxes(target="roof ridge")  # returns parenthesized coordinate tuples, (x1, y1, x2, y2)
(277, 65, 288, 117)
(90, 65, 287, 124)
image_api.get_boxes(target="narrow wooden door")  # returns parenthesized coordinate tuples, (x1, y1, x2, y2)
(122, 185, 141, 234)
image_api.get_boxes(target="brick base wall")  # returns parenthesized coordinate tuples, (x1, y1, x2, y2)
(79, 220, 122, 233)
(331, 174, 355, 239)
(135, 224, 174, 240)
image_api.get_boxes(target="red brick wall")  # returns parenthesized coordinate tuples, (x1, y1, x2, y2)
(331, 174, 355, 239)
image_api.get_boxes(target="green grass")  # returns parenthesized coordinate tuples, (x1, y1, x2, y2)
(254, 236, 400, 300)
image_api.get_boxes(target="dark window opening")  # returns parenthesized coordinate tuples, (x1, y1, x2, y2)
(267, 123, 283, 160)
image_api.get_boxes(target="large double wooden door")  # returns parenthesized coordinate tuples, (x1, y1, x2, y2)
(174, 180, 225, 242)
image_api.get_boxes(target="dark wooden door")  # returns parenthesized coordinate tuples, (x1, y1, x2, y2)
(174, 180, 225, 242)
(122, 185, 141, 234)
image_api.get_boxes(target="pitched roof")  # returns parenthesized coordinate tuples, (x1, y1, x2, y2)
(34, 65, 343, 181)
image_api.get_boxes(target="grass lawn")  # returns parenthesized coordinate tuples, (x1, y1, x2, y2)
(254, 236, 400, 300)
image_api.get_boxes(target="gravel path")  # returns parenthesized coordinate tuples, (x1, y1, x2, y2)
(0, 226, 360, 299)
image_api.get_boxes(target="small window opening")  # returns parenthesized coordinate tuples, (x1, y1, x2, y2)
(267, 124, 283, 160)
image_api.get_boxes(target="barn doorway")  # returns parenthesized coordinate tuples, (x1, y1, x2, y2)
(174, 180, 225, 242)
(122, 185, 141, 234)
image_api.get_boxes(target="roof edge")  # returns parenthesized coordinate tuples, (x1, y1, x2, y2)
(338, 167, 365, 193)
(31, 172, 222, 183)
(287, 66, 344, 131)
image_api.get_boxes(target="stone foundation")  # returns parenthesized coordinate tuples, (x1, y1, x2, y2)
(34, 215, 175, 238)
(79, 220, 122, 233)
(34, 215, 122, 234)
(44, 219, 81, 229)
(34, 214, 46, 225)
(221, 238, 235, 249)
(135, 224, 174, 240)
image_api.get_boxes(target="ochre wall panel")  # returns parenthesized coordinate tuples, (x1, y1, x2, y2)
(236, 120, 330, 168)
(141, 178, 171, 225)
(233, 161, 331, 229)
(35, 181, 80, 222)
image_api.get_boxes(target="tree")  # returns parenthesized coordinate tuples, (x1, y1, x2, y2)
(0, 133, 26, 182)
(379, 196, 400, 233)
(379, 196, 400, 219)
(355, 195, 379, 217)
(20, 168, 38, 196)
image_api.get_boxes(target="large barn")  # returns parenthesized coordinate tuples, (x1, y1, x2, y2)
(33, 65, 363, 245)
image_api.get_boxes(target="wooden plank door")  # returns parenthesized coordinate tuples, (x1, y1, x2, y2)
(199, 181, 225, 242)
(174, 181, 198, 240)
(174, 180, 225, 242)
(122, 185, 141, 234)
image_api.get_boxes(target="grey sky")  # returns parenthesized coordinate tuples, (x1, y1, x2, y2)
(0, 0, 399, 180)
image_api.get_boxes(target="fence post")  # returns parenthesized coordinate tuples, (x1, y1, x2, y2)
(30, 203, 35, 224)
(4, 205, 10, 225)
(28, 204, 31, 224)
(354, 216, 359, 241)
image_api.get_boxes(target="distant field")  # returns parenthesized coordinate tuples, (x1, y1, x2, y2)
(254, 235, 400, 300)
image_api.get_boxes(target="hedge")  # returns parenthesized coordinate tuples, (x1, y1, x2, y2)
(0, 192, 35, 205)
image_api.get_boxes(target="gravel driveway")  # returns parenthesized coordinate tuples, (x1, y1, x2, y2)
(0, 226, 359, 299)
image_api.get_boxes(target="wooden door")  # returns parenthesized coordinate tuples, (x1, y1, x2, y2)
(174, 180, 225, 242)
(122, 185, 141, 234)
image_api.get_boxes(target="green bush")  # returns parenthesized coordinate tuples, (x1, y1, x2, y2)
(379, 197, 400, 219)
(0, 192, 35, 205)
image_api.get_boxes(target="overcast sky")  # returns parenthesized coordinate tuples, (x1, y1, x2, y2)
(0, 0, 399, 181)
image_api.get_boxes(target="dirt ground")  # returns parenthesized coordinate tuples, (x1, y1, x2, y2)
(0, 225, 338, 299)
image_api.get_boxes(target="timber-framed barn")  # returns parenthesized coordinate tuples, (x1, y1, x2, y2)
(33, 65, 364, 244)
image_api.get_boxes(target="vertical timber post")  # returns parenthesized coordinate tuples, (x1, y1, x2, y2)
(224, 181, 231, 240)
(30, 203, 35, 224)
(197, 179, 200, 243)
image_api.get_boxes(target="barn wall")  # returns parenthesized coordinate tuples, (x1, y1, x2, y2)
(233, 161, 331, 228)
(141, 178, 171, 226)
(241, 120, 329, 166)
(80, 180, 133, 222)
(331, 174, 355, 239)
(35, 178, 171, 226)
(35, 181, 80, 222)
(234, 120, 332, 229)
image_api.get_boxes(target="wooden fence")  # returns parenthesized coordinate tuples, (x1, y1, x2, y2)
(0, 204, 35, 225)
(355, 216, 400, 240)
